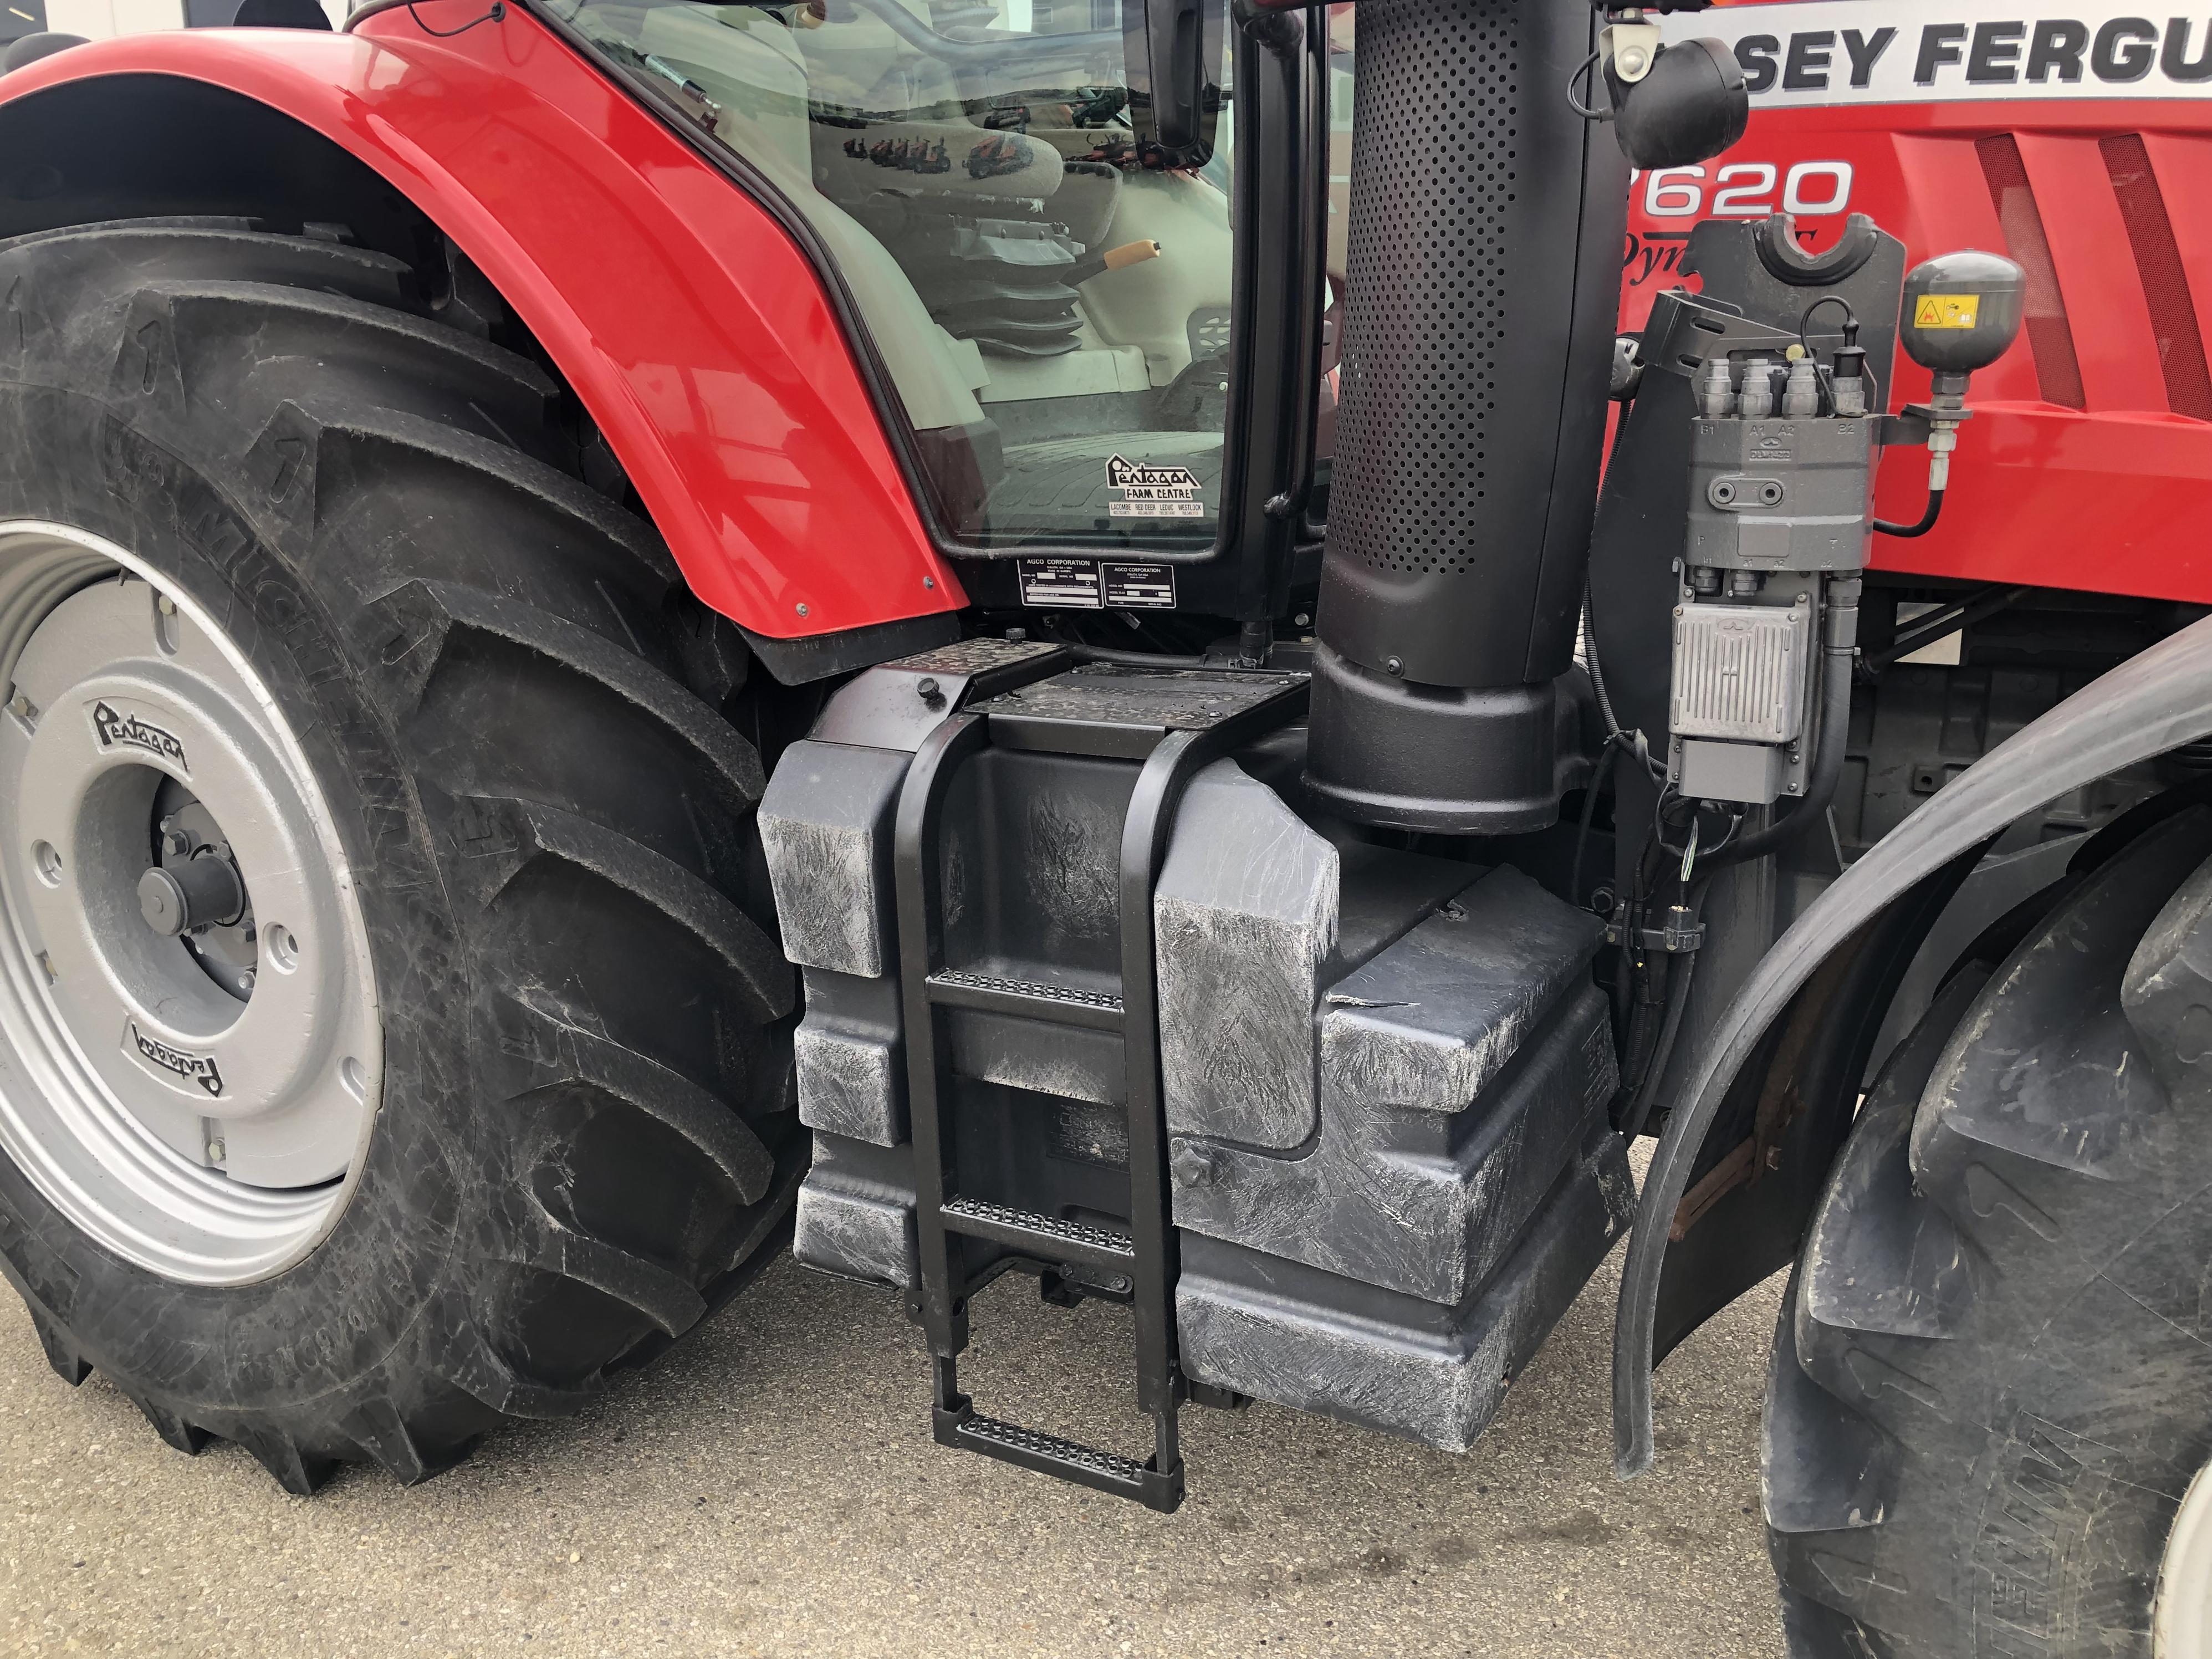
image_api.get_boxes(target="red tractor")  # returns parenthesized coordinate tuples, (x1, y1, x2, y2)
(0, 1, 2205, 1652)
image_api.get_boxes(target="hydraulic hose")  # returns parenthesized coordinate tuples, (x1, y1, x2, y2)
(1065, 642, 1210, 668)
(1874, 487, 1945, 540)
(1620, 881, 1709, 1143)
(1700, 575, 1860, 871)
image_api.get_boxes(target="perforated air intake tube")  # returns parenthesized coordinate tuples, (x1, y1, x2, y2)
(1303, 0, 1628, 834)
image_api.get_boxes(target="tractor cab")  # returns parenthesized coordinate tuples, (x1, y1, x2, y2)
(552, 0, 1241, 553)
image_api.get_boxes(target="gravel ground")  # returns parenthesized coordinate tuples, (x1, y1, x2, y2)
(0, 1234, 1788, 1659)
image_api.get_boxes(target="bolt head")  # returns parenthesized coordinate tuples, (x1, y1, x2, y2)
(206, 1140, 226, 1164)
(795, 602, 810, 618)
(1385, 656, 1404, 677)
(1171, 1142, 1221, 1188)
(923, 576, 936, 590)
(137, 867, 190, 937)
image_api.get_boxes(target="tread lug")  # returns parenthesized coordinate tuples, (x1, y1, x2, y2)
(237, 1427, 338, 1497)
(28, 1308, 89, 1386)
(494, 996, 774, 1203)
(356, 579, 763, 807)
(125, 1391, 211, 1456)
(456, 793, 791, 1021)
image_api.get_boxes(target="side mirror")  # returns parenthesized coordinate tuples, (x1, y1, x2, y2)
(1125, 0, 1224, 166)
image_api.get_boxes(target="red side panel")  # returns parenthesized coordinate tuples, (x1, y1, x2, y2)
(0, 11, 965, 640)
(1623, 3, 2212, 605)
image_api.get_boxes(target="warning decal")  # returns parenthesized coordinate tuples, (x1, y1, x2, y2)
(1914, 294, 1982, 330)
(1105, 454, 1205, 520)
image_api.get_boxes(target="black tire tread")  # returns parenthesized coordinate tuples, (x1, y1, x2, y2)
(1767, 810, 2212, 1657)
(0, 220, 801, 1489)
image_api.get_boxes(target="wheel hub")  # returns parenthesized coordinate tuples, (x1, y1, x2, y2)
(0, 523, 381, 1284)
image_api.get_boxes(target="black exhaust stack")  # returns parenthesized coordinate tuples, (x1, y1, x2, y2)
(1305, 0, 1628, 834)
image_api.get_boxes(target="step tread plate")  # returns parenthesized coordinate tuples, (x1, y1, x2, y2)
(927, 968, 1126, 1030)
(973, 663, 1308, 757)
(939, 1408, 1182, 1509)
(941, 1196, 1136, 1262)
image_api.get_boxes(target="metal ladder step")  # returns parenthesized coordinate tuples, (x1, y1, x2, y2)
(941, 1197, 1136, 1270)
(925, 969, 1126, 1032)
(893, 668, 1310, 1515)
(936, 1404, 1183, 1511)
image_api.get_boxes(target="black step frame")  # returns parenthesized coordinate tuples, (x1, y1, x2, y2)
(891, 672, 1308, 1512)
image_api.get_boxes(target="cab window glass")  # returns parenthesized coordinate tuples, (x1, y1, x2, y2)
(553, 0, 1237, 550)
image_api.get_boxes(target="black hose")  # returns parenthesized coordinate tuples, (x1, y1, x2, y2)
(1701, 576, 1859, 871)
(1570, 740, 1621, 915)
(1621, 889, 1708, 1142)
(1875, 487, 1945, 539)
(1611, 960, 1669, 1130)
(1062, 641, 1210, 669)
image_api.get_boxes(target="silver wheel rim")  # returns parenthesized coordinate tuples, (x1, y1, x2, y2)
(2161, 1456, 2212, 1658)
(0, 521, 380, 1285)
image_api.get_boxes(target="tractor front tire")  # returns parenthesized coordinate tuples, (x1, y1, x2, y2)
(0, 219, 799, 1492)
(1765, 806, 2212, 1658)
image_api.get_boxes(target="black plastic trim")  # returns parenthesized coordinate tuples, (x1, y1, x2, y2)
(1753, 210, 1880, 287)
(737, 611, 959, 686)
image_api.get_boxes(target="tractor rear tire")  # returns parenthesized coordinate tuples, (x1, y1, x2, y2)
(0, 219, 799, 1492)
(1765, 805, 2212, 1657)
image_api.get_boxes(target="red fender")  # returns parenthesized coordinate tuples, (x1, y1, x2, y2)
(0, 6, 966, 644)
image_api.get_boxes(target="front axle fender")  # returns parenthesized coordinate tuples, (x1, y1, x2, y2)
(1614, 612, 2212, 1478)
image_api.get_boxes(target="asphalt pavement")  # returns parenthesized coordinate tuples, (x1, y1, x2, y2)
(0, 1227, 1789, 1658)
